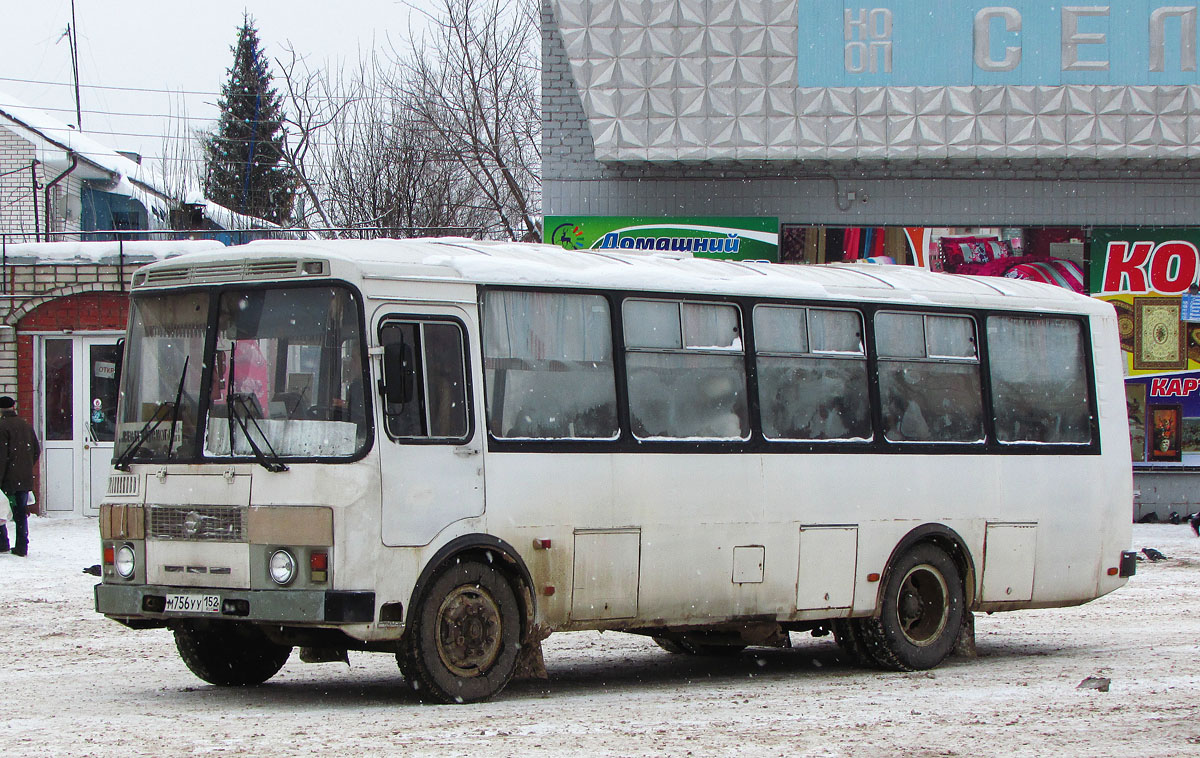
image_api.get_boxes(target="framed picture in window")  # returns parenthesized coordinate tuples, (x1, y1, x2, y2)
(1149, 403, 1182, 462)
(1126, 383, 1146, 462)
(1133, 297, 1187, 370)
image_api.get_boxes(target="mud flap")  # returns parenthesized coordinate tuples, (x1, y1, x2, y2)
(952, 611, 977, 659)
(513, 624, 551, 680)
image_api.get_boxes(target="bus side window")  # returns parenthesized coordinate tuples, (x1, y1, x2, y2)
(482, 291, 618, 440)
(876, 311, 984, 443)
(379, 320, 469, 441)
(754, 305, 871, 441)
(988, 316, 1091, 444)
(624, 299, 749, 440)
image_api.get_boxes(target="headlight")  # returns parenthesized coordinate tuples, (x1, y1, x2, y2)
(269, 549, 297, 585)
(114, 544, 136, 579)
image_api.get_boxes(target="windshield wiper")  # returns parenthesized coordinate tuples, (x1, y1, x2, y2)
(165, 356, 189, 461)
(113, 356, 190, 471)
(227, 393, 288, 473)
(112, 402, 172, 471)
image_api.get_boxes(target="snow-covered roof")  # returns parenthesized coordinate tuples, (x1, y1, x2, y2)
(139, 237, 1110, 315)
(0, 240, 226, 266)
(0, 89, 162, 198)
(0, 90, 287, 236)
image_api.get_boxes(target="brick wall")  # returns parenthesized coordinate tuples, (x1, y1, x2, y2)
(0, 263, 132, 396)
(0, 127, 44, 237)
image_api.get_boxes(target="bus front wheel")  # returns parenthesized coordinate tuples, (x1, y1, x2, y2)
(859, 543, 964, 671)
(173, 620, 292, 686)
(402, 559, 522, 703)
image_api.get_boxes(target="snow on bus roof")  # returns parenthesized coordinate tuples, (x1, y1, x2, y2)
(150, 237, 1107, 313)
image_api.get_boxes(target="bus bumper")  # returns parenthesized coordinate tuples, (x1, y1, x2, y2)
(95, 583, 375, 625)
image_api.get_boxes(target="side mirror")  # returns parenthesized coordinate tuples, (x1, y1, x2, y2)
(380, 341, 416, 406)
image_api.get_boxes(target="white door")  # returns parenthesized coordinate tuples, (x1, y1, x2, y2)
(39, 334, 122, 517)
(377, 310, 485, 546)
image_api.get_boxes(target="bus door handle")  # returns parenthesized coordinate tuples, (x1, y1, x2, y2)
(453, 446, 479, 458)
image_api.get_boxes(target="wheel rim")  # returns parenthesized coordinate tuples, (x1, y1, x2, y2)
(894, 563, 950, 647)
(435, 584, 503, 678)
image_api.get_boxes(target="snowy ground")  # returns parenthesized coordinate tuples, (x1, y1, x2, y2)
(1, 519, 1198, 758)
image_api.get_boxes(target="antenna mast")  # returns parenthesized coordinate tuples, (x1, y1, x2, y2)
(69, 0, 82, 128)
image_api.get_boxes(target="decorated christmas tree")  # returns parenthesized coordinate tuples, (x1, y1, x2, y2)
(202, 15, 295, 224)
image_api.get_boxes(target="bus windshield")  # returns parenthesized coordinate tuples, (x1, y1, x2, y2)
(114, 284, 368, 464)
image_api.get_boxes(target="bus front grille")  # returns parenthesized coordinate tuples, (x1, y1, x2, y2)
(106, 473, 139, 497)
(148, 505, 248, 542)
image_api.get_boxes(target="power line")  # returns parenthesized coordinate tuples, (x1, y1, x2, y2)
(0, 74, 219, 96)
(0, 75, 460, 106)
(0, 102, 217, 122)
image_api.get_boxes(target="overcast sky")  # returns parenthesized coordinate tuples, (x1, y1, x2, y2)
(0, 0, 439, 168)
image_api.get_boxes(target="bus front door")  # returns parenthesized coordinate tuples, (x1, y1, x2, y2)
(377, 314, 483, 546)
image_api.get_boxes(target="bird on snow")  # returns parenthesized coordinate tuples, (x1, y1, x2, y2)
(1189, 512, 1200, 537)
(82, 564, 101, 576)
(1141, 547, 1168, 561)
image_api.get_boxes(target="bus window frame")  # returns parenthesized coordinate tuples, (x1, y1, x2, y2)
(478, 285, 1101, 458)
(133, 279, 375, 466)
(376, 314, 475, 446)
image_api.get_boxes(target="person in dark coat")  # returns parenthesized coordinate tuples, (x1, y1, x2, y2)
(0, 396, 41, 557)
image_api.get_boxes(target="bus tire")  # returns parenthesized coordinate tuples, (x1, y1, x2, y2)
(173, 620, 292, 686)
(831, 619, 876, 668)
(858, 544, 964, 671)
(403, 560, 522, 704)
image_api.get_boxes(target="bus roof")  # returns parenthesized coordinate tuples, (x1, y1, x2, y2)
(136, 237, 1109, 315)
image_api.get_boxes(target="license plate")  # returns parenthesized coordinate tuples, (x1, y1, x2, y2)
(164, 594, 221, 614)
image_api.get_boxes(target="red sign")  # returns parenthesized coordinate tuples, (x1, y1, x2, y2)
(1151, 377, 1200, 397)
(1101, 240, 1199, 294)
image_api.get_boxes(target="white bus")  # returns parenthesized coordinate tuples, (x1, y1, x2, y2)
(95, 238, 1136, 703)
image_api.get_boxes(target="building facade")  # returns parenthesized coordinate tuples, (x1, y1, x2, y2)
(0, 92, 249, 517)
(542, 0, 1200, 517)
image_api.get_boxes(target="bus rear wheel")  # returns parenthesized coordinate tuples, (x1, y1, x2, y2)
(173, 620, 292, 686)
(858, 544, 964, 671)
(403, 559, 522, 703)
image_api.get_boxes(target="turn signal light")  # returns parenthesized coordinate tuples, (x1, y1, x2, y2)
(103, 545, 115, 565)
(310, 551, 329, 583)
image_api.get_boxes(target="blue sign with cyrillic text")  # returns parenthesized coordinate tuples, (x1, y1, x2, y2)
(798, 2, 1200, 86)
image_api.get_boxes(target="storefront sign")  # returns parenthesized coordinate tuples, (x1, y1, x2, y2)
(1090, 228, 1200, 295)
(798, 2, 1200, 86)
(544, 217, 779, 262)
(1092, 227, 1200, 463)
